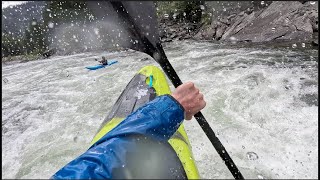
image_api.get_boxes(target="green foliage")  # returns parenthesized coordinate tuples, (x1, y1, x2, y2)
(2, 1, 207, 59)
(2, 32, 25, 57)
(23, 19, 47, 55)
(2, 18, 48, 57)
(200, 11, 211, 26)
(43, 1, 92, 27)
(156, 1, 204, 23)
(42, 1, 94, 46)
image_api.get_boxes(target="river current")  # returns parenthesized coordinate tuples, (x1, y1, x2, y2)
(2, 40, 318, 179)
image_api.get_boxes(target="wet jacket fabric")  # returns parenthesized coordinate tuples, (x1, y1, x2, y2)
(51, 95, 185, 179)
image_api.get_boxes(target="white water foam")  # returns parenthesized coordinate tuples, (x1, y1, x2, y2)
(2, 40, 318, 179)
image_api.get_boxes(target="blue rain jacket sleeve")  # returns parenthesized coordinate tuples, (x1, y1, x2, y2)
(51, 95, 185, 179)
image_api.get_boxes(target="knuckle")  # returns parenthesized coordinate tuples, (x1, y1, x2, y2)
(199, 93, 203, 98)
(195, 88, 200, 95)
(187, 82, 194, 88)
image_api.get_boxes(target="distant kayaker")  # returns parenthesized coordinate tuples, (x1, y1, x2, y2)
(96, 56, 108, 65)
(51, 82, 206, 179)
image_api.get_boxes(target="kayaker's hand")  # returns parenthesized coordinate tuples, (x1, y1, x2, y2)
(171, 82, 206, 120)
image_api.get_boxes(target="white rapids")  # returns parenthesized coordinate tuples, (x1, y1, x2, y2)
(2, 40, 318, 179)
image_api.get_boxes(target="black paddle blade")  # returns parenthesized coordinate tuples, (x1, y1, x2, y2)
(86, 1, 159, 57)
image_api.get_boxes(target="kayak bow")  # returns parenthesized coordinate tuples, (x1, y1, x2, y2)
(90, 65, 200, 179)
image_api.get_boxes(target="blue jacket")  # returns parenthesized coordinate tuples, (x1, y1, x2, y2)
(51, 95, 185, 179)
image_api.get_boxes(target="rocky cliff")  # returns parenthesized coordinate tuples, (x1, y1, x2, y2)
(159, 1, 318, 45)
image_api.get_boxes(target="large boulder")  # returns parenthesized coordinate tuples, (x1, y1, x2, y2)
(221, 1, 317, 42)
(221, 10, 260, 41)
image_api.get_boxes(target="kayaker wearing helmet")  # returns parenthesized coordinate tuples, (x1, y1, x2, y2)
(96, 56, 109, 65)
(51, 82, 206, 179)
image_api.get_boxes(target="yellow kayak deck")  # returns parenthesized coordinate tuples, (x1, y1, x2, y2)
(91, 65, 199, 179)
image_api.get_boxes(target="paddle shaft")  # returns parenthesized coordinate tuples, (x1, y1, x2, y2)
(156, 44, 244, 179)
(107, 2, 244, 179)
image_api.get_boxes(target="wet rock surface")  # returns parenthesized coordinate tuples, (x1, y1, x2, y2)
(159, 19, 199, 42)
(192, 1, 318, 44)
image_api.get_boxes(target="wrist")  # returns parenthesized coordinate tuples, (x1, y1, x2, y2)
(167, 94, 185, 113)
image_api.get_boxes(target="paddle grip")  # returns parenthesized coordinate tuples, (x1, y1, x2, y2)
(157, 46, 244, 180)
(105, 1, 243, 178)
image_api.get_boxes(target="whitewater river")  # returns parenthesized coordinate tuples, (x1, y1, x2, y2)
(2, 40, 318, 179)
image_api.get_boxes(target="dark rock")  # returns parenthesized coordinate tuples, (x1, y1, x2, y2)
(42, 48, 56, 58)
(161, 38, 173, 42)
(303, 2, 318, 32)
(159, 18, 200, 41)
(177, 31, 187, 37)
(170, 33, 178, 39)
(194, 24, 216, 40)
(215, 22, 228, 40)
(169, 27, 177, 33)
(221, 11, 258, 41)
(204, 26, 216, 40)
(219, 17, 230, 25)
(312, 39, 318, 46)
(159, 29, 165, 38)
(238, 11, 245, 16)
(245, 7, 254, 15)
(227, 14, 237, 20)
(184, 34, 192, 39)
(193, 29, 205, 40)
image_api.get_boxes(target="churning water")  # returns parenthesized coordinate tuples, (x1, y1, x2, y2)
(2, 40, 318, 179)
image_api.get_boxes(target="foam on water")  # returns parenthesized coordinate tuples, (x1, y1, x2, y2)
(2, 40, 318, 179)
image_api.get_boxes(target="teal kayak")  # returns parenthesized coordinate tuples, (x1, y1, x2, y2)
(86, 60, 118, 70)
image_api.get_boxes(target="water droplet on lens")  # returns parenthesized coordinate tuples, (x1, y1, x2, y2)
(258, 174, 264, 179)
(247, 151, 259, 160)
(3, 78, 9, 84)
(230, 36, 237, 44)
(48, 22, 54, 28)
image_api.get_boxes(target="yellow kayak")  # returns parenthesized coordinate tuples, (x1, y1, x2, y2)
(90, 65, 200, 179)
